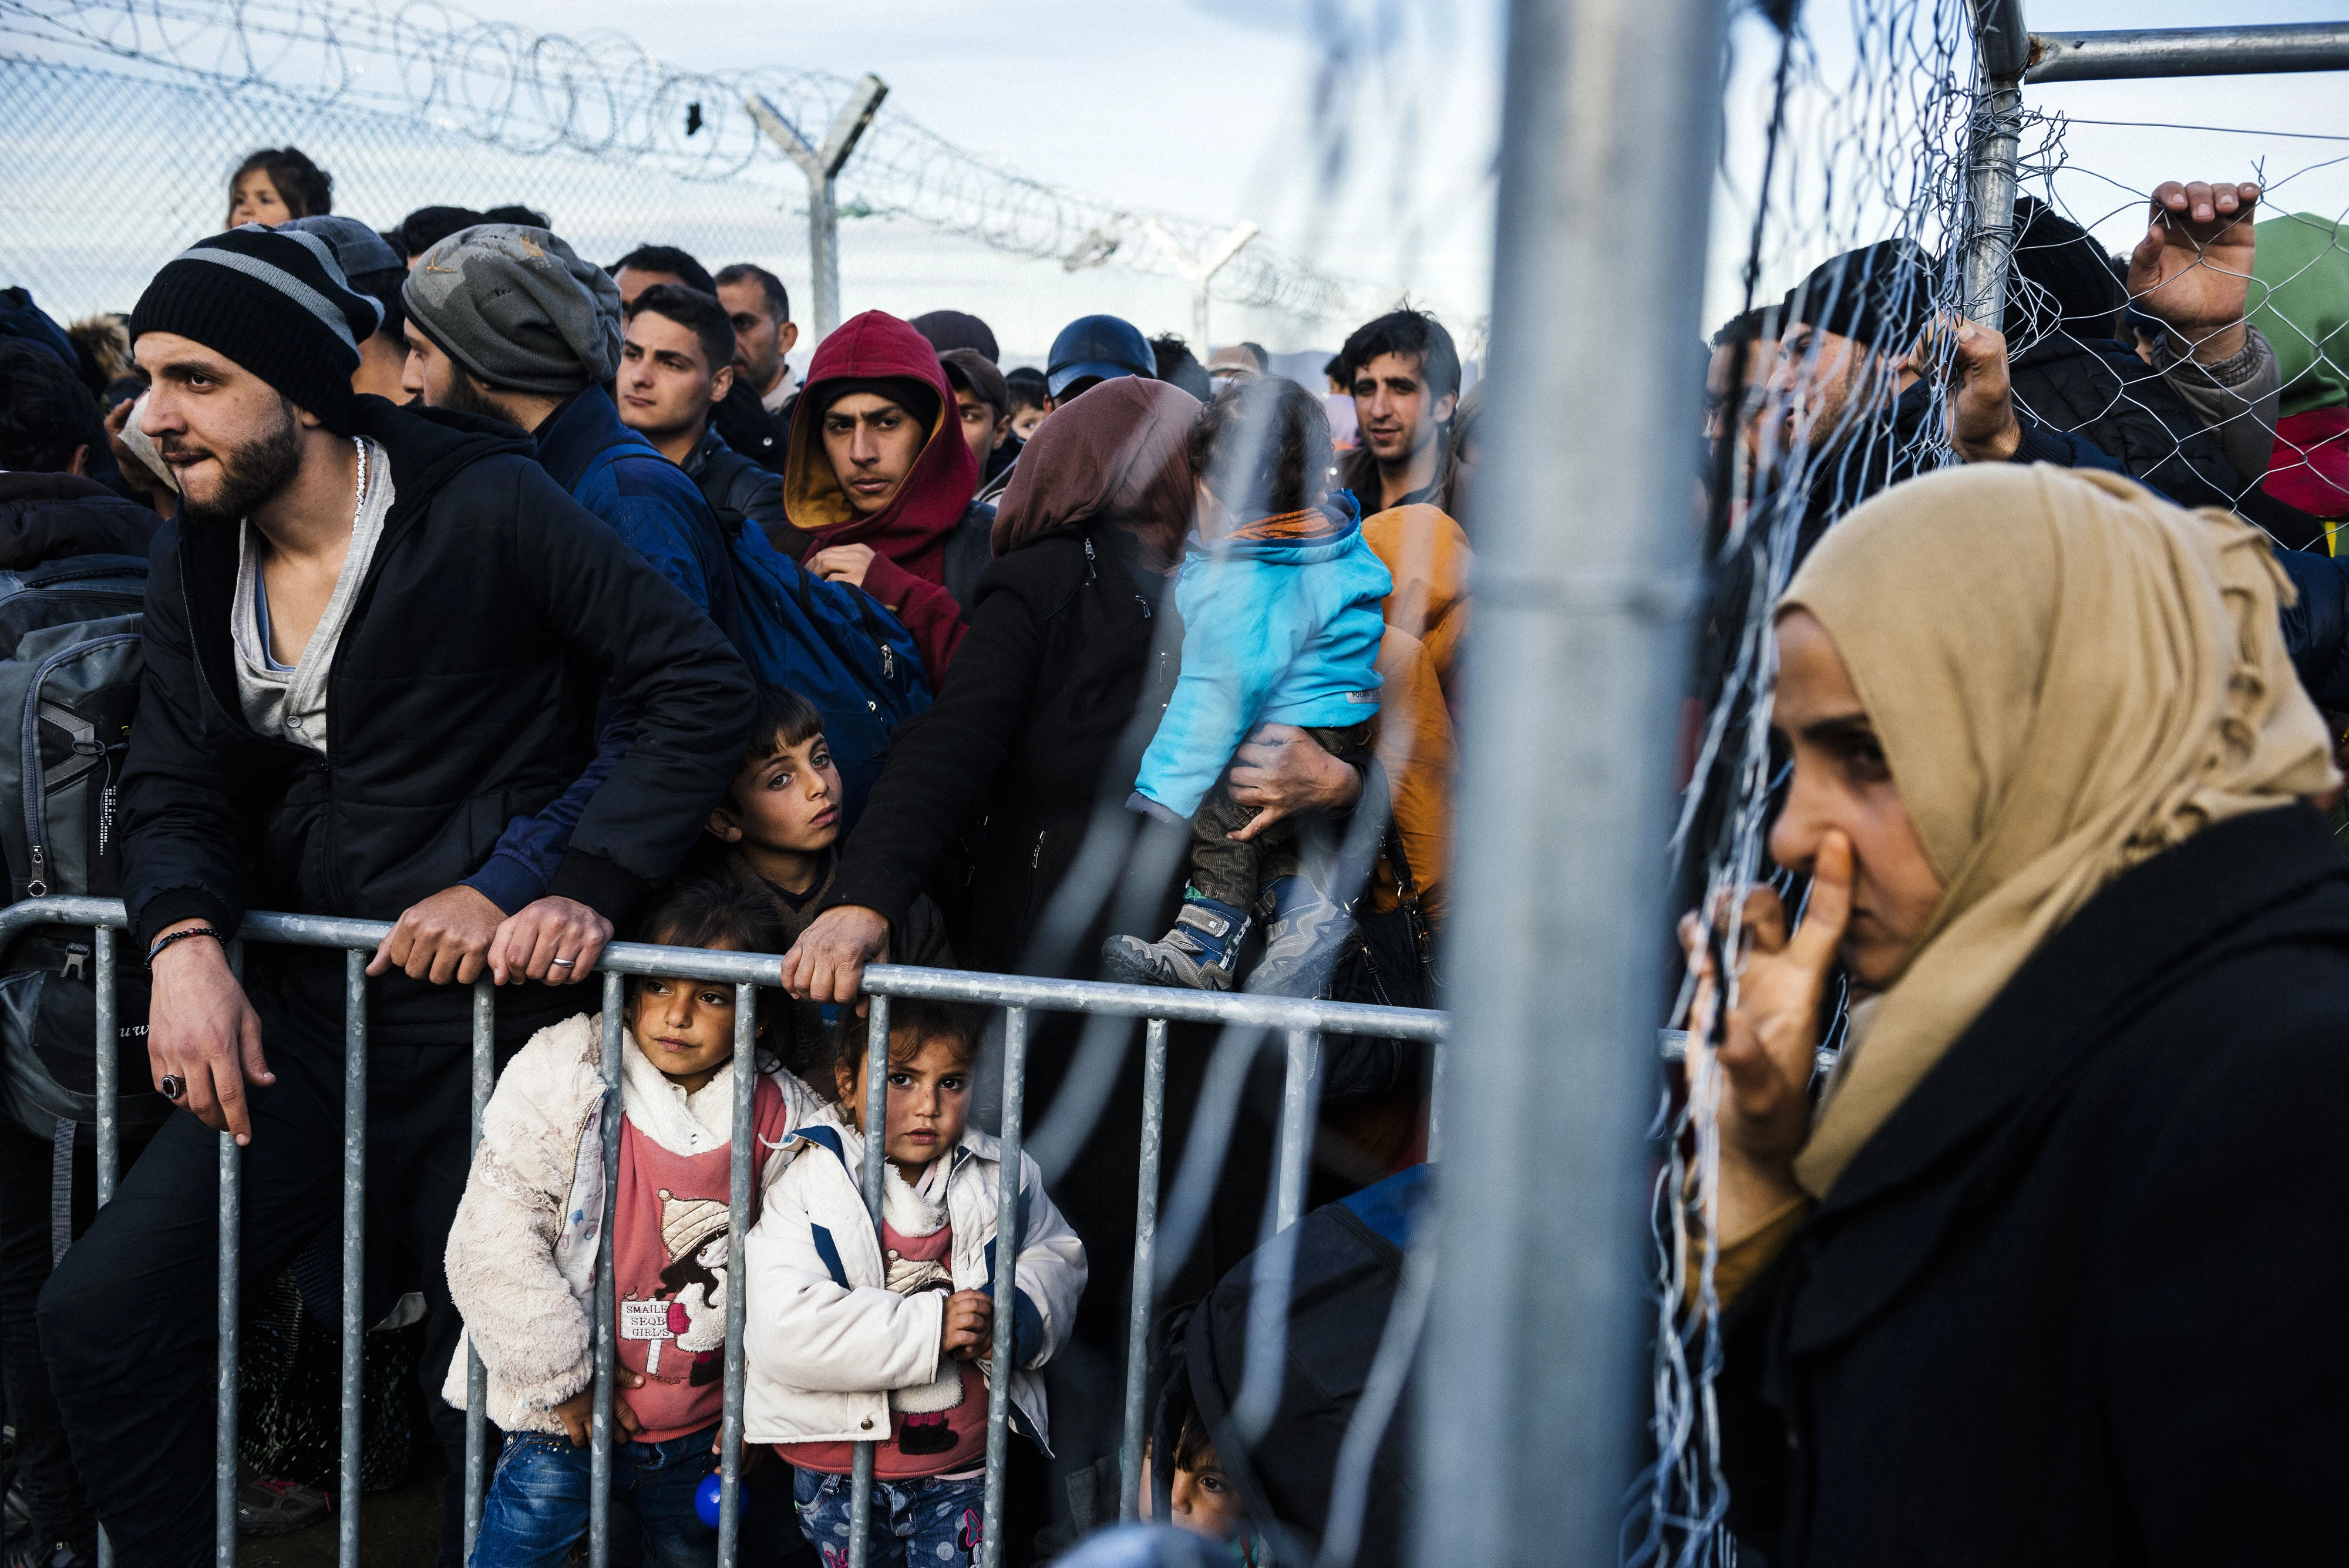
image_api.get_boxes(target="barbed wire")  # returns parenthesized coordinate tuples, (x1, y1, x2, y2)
(0, 0, 1365, 321)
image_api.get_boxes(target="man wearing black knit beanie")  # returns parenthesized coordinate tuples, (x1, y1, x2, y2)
(38, 225, 754, 1567)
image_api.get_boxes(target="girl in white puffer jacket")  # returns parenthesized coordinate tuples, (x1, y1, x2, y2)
(741, 997, 1086, 1568)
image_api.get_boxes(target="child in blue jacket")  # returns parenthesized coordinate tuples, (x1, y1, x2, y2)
(1103, 378, 1392, 991)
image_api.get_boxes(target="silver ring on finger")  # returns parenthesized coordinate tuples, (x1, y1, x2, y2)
(159, 1074, 186, 1101)
(549, 957, 574, 968)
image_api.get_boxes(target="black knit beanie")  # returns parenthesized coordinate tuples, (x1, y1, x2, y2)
(128, 226, 383, 435)
(815, 375, 941, 433)
(1783, 238, 1939, 354)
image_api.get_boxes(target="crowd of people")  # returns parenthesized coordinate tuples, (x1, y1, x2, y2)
(0, 144, 1467, 1568)
(1, 135, 2347, 1568)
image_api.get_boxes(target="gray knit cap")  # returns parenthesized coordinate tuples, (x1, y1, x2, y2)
(401, 224, 621, 395)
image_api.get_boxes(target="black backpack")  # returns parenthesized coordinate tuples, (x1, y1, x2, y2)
(1162, 1165, 1429, 1567)
(0, 556, 166, 1159)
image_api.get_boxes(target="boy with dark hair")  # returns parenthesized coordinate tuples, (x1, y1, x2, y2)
(1005, 365, 1050, 445)
(611, 243, 719, 300)
(1334, 309, 1462, 514)
(1103, 378, 1392, 992)
(704, 686, 952, 1070)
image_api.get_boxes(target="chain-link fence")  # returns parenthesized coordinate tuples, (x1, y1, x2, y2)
(0, 0, 1381, 356)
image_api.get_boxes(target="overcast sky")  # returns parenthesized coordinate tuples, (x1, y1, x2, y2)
(453, 0, 2344, 346)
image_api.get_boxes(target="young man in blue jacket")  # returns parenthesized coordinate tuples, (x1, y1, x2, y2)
(396, 223, 748, 978)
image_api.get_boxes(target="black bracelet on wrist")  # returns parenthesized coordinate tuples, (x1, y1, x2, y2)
(146, 926, 224, 968)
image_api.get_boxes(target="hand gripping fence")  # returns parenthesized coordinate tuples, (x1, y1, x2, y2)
(23, 894, 1445, 1567)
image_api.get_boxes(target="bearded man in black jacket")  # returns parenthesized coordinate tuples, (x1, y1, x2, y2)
(36, 226, 753, 1567)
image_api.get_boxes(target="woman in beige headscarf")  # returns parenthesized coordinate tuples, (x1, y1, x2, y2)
(1690, 462, 2349, 1566)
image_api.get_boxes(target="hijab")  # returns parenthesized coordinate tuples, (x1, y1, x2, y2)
(782, 310, 975, 565)
(1780, 463, 2338, 1197)
(991, 376, 1200, 574)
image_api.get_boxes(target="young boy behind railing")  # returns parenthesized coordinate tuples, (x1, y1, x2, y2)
(444, 881, 832, 1567)
(700, 684, 954, 1074)
(741, 998, 1086, 1568)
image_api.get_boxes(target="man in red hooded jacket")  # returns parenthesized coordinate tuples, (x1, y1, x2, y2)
(778, 310, 983, 684)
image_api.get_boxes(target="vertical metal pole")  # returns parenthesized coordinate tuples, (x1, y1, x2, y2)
(1273, 1028, 1319, 1233)
(591, 978, 624, 1568)
(716, 982, 756, 1568)
(1118, 1018, 1168, 1521)
(217, 938, 243, 1568)
(980, 1007, 1028, 1568)
(1421, 0, 1723, 1564)
(465, 977, 494, 1564)
(1231, 1028, 1320, 1442)
(93, 927, 116, 1203)
(809, 177, 841, 342)
(1963, 0, 2032, 326)
(92, 926, 115, 1568)
(847, 992, 890, 1568)
(339, 949, 366, 1568)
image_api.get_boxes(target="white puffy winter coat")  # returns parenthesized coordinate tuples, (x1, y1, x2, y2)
(439, 1011, 829, 1435)
(741, 1121, 1086, 1452)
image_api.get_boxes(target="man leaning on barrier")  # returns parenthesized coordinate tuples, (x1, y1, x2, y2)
(35, 225, 756, 1568)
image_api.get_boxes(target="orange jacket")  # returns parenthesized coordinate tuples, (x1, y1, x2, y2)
(1368, 625, 1452, 923)
(1361, 504, 1471, 709)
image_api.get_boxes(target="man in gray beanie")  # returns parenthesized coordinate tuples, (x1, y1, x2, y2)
(41, 224, 753, 1568)
(398, 224, 749, 926)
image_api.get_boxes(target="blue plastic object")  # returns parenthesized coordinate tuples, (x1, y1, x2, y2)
(694, 1469, 733, 1529)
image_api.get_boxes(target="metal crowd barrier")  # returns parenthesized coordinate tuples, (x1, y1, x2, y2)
(8, 896, 1446, 1567)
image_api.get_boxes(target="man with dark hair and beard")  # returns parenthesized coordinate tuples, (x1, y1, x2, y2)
(36, 224, 753, 1567)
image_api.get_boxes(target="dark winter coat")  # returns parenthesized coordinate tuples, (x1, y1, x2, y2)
(682, 424, 795, 546)
(710, 376, 787, 473)
(0, 473, 160, 564)
(938, 499, 997, 618)
(1721, 803, 2349, 1566)
(824, 521, 1180, 975)
(120, 397, 755, 1044)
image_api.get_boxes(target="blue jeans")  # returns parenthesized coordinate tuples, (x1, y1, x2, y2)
(792, 1469, 984, 1568)
(474, 1423, 753, 1568)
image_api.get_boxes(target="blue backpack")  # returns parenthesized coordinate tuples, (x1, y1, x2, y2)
(725, 523, 930, 824)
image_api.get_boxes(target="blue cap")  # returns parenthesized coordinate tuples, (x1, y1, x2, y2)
(1046, 313, 1155, 399)
(278, 216, 405, 282)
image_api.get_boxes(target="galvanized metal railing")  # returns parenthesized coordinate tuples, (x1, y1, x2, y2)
(14, 895, 1445, 1567)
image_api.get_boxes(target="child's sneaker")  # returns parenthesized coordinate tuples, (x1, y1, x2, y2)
(1101, 896, 1251, 991)
(1246, 874, 1354, 997)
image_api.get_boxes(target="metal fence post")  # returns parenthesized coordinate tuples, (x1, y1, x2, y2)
(979, 1007, 1028, 1568)
(745, 74, 889, 341)
(339, 950, 367, 1568)
(1118, 1017, 1169, 1521)
(1418, 0, 1724, 1563)
(1962, 0, 2031, 328)
(217, 937, 243, 1568)
(848, 991, 891, 1568)
(591, 979, 625, 1568)
(465, 977, 495, 1563)
(1140, 221, 1260, 349)
(716, 982, 757, 1568)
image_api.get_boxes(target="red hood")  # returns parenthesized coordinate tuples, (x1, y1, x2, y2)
(782, 310, 978, 574)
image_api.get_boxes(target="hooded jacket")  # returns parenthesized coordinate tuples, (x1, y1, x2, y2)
(740, 1118, 1085, 1452)
(120, 397, 755, 1044)
(1133, 496, 1392, 820)
(824, 381, 1199, 976)
(783, 312, 979, 684)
